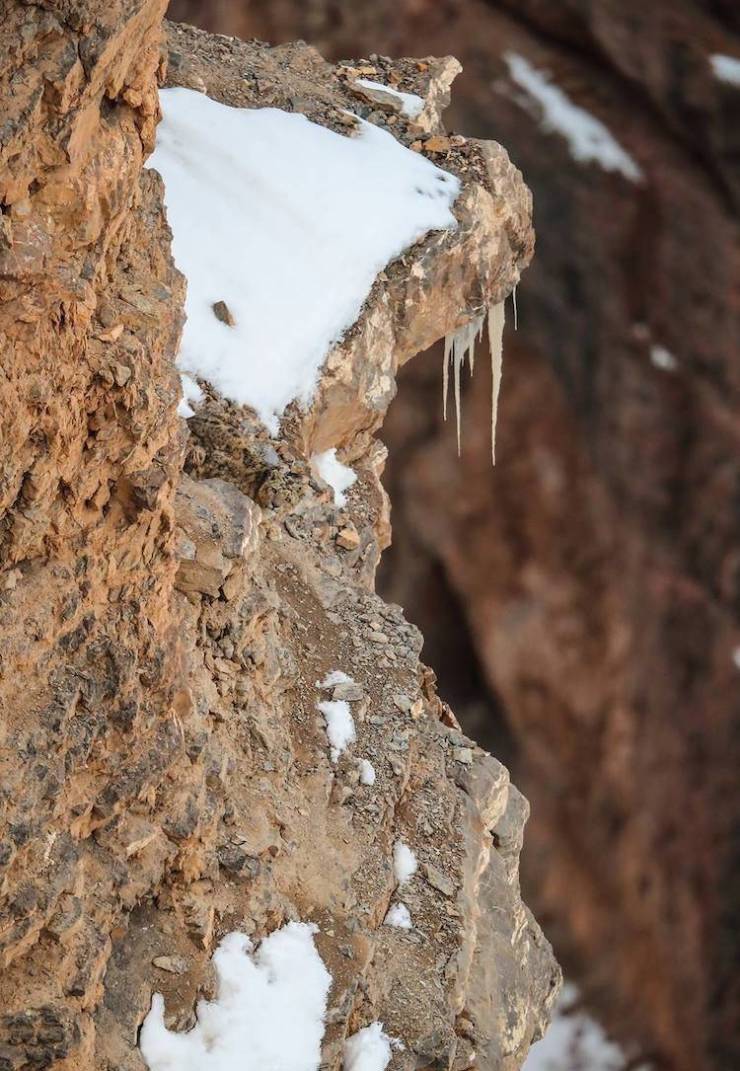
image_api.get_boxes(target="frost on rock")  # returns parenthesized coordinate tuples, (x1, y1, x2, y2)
(355, 78, 425, 119)
(393, 841, 418, 885)
(311, 448, 357, 507)
(384, 902, 412, 929)
(343, 1022, 394, 1071)
(503, 52, 643, 182)
(317, 699, 356, 761)
(443, 302, 506, 463)
(150, 87, 460, 433)
(710, 53, 740, 86)
(139, 923, 331, 1071)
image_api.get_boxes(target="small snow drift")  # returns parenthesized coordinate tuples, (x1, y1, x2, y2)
(356, 78, 424, 119)
(384, 902, 412, 929)
(503, 52, 642, 182)
(393, 841, 418, 885)
(311, 448, 357, 507)
(358, 758, 376, 786)
(344, 1022, 394, 1071)
(150, 88, 460, 433)
(139, 923, 331, 1071)
(317, 699, 356, 761)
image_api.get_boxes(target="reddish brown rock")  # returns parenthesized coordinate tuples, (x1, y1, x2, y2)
(1, 4, 556, 1068)
(168, 3, 740, 1069)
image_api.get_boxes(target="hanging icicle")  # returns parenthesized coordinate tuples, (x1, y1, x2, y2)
(488, 301, 505, 464)
(442, 303, 506, 464)
(442, 313, 485, 456)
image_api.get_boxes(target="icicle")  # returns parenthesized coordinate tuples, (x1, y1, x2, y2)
(442, 313, 486, 455)
(442, 334, 452, 419)
(454, 337, 463, 455)
(488, 301, 505, 464)
(512, 286, 518, 331)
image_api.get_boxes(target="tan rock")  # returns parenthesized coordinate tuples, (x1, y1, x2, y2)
(0, 8, 555, 1070)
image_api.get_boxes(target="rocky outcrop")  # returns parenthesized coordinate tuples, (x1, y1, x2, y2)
(168, 4, 740, 1071)
(0, 4, 556, 1069)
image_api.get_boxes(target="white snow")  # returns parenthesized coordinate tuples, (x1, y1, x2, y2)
(319, 669, 354, 688)
(139, 923, 331, 1071)
(503, 53, 643, 182)
(178, 373, 204, 418)
(522, 982, 629, 1071)
(355, 78, 425, 119)
(358, 759, 377, 786)
(393, 841, 418, 885)
(650, 344, 678, 371)
(710, 54, 740, 86)
(384, 902, 412, 929)
(311, 448, 357, 507)
(317, 699, 356, 762)
(343, 1022, 393, 1071)
(150, 87, 460, 433)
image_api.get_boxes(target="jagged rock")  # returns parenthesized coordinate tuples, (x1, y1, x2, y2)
(0, 4, 557, 1069)
(177, 3, 740, 1068)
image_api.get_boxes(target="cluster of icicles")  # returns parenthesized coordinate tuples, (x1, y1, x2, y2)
(442, 296, 511, 463)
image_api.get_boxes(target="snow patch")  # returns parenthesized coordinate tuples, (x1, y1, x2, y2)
(522, 982, 630, 1071)
(343, 1022, 394, 1071)
(139, 923, 330, 1071)
(650, 345, 678, 372)
(393, 841, 418, 885)
(710, 54, 740, 86)
(384, 902, 412, 929)
(503, 52, 642, 182)
(319, 669, 354, 688)
(356, 78, 425, 119)
(317, 699, 356, 761)
(359, 759, 377, 786)
(150, 87, 460, 433)
(178, 373, 204, 418)
(311, 448, 357, 507)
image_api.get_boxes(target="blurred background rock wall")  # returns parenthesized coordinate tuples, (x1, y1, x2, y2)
(168, 4, 740, 1068)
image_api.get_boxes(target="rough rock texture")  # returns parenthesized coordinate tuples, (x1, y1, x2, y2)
(168, 4, 740, 1071)
(0, 5, 557, 1069)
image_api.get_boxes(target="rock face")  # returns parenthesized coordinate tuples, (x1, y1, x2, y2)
(167, 4, 740, 1071)
(0, 5, 557, 1069)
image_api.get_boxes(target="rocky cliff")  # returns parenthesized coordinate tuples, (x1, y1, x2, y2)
(0, 4, 556, 1068)
(167, 4, 740, 1071)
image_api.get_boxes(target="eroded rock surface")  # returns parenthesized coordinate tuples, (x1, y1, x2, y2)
(0, 4, 556, 1068)
(167, 4, 740, 1069)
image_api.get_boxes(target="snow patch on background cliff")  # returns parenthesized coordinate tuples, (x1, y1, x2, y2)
(523, 982, 633, 1071)
(150, 87, 460, 432)
(503, 53, 642, 182)
(710, 54, 740, 86)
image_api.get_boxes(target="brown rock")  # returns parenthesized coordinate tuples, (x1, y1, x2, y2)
(0, 7, 555, 1070)
(212, 299, 236, 326)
